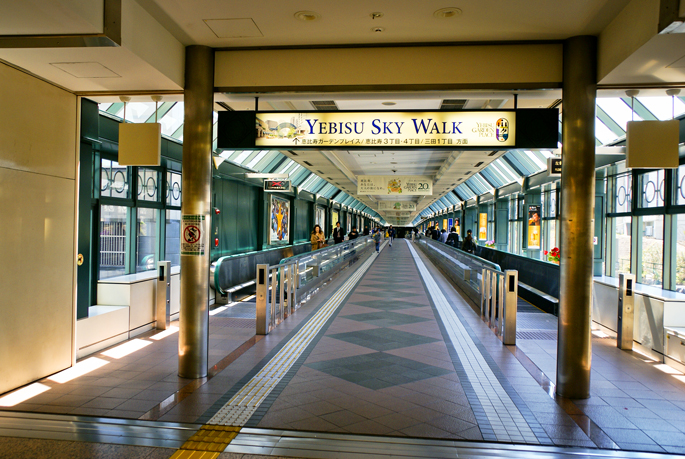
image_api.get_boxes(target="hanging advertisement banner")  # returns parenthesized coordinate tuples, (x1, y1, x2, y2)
(181, 215, 205, 256)
(385, 211, 412, 217)
(448, 218, 453, 230)
(478, 213, 488, 241)
(378, 201, 417, 211)
(528, 205, 541, 249)
(252, 111, 516, 148)
(357, 175, 432, 196)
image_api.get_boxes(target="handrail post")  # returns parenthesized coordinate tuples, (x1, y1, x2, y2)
(503, 270, 518, 345)
(481, 268, 489, 320)
(256, 264, 269, 335)
(498, 272, 505, 336)
(293, 263, 299, 310)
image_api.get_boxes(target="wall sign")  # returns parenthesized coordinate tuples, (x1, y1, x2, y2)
(528, 205, 541, 250)
(358, 175, 432, 196)
(264, 179, 291, 192)
(181, 215, 205, 256)
(378, 201, 417, 211)
(385, 211, 412, 217)
(547, 157, 562, 176)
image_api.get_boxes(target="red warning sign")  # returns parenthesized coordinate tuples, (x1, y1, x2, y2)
(181, 215, 205, 255)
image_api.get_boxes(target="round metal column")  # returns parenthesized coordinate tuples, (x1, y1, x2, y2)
(179, 45, 214, 378)
(556, 36, 597, 399)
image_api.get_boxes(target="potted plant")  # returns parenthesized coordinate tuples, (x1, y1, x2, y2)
(544, 247, 560, 264)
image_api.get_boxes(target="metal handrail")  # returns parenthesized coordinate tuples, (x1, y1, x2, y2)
(255, 236, 374, 335)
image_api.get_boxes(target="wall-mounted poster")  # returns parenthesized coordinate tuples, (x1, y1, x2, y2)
(269, 196, 290, 245)
(454, 217, 460, 235)
(442, 219, 448, 231)
(528, 205, 541, 249)
(316, 206, 326, 236)
(448, 218, 453, 230)
(478, 213, 488, 240)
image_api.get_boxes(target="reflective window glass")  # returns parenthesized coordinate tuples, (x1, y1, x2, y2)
(613, 216, 631, 274)
(137, 168, 159, 202)
(637, 96, 685, 120)
(136, 208, 158, 273)
(166, 171, 182, 207)
(640, 215, 664, 287)
(160, 102, 184, 136)
(166, 209, 181, 267)
(597, 98, 640, 130)
(676, 165, 685, 206)
(638, 170, 665, 209)
(613, 174, 632, 213)
(596, 118, 619, 144)
(101, 159, 129, 199)
(676, 215, 685, 292)
(100, 205, 128, 279)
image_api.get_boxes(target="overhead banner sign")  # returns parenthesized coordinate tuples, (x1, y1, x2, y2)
(528, 205, 541, 249)
(358, 175, 432, 196)
(385, 211, 412, 217)
(378, 201, 417, 211)
(264, 179, 291, 192)
(217, 109, 558, 150)
(253, 111, 515, 148)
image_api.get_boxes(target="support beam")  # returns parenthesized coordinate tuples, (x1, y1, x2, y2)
(557, 36, 597, 399)
(178, 45, 214, 379)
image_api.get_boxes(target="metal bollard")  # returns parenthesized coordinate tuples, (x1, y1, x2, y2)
(256, 264, 269, 335)
(503, 270, 518, 345)
(156, 261, 171, 330)
(617, 273, 635, 350)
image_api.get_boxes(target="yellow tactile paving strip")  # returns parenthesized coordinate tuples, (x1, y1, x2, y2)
(169, 425, 242, 457)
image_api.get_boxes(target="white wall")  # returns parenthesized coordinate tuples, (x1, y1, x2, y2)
(0, 62, 78, 394)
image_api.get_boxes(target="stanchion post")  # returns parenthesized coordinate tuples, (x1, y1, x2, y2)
(256, 264, 269, 335)
(270, 267, 277, 327)
(617, 273, 635, 350)
(503, 270, 518, 345)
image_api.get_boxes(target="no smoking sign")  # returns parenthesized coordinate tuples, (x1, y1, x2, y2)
(181, 215, 205, 255)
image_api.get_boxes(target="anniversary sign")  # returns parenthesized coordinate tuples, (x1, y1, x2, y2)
(217, 109, 558, 150)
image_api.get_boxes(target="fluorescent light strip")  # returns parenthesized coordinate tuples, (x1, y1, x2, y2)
(0, 383, 51, 407)
(150, 326, 179, 340)
(101, 339, 152, 359)
(48, 358, 109, 384)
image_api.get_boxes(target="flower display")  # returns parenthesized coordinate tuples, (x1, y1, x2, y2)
(484, 240, 496, 248)
(544, 247, 560, 263)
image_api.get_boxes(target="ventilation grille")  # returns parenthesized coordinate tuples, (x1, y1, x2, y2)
(488, 151, 498, 156)
(516, 330, 557, 340)
(440, 99, 467, 110)
(474, 162, 484, 167)
(289, 150, 299, 156)
(303, 160, 313, 166)
(464, 171, 472, 175)
(317, 170, 325, 174)
(312, 100, 338, 110)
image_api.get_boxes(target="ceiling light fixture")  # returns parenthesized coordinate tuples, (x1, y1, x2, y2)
(294, 11, 320, 21)
(382, 102, 396, 106)
(372, 27, 385, 33)
(434, 7, 462, 18)
(370, 12, 384, 19)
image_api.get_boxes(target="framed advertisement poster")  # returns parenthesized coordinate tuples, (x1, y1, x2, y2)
(316, 206, 326, 236)
(331, 211, 339, 234)
(269, 195, 290, 245)
(478, 213, 487, 240)
(448, 218, 453, 231)
(528, 205, 541, 249)
(442, 219, 448, 231)
(454, 217, 460, 235)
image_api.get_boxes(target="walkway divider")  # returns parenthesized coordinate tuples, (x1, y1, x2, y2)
(481, 268, 519, 345)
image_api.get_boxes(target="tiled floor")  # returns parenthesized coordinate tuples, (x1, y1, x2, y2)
(4, 239, 685, 456)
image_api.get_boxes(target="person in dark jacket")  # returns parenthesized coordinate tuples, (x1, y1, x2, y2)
(446, 227, 460, 247)
(462, 229, 476, 253)
(333, 221, 346, 244)
(348, 226, 359, 240)
(388, 225, 395, 247)
(363, 226, 370, 235)
(432, 226, 440, 241)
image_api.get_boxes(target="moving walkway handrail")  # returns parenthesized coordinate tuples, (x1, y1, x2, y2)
(417, 235, 502, 273)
